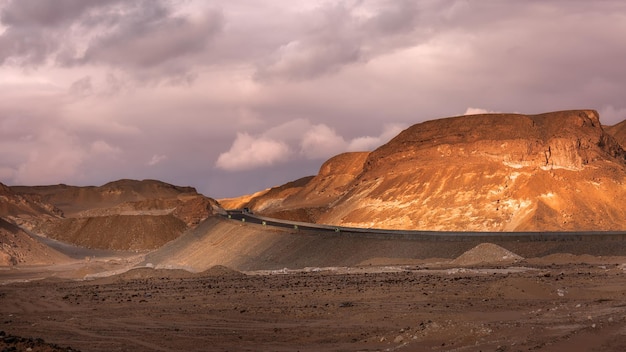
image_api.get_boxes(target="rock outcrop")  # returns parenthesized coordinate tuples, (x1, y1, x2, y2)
(232, 110, 626, 231)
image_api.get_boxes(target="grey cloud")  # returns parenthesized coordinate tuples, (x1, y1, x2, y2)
(251, 3, 376, 81)
(0, 0, 124, 65)
(253, 0, 456, 82)
(0, 25, 52, 65)
(0, 0, 119, 27)
(254, 3, 364, 81)
(82, 9, 223, 69)
(0, 0, 223, 81)
(367, 0, 420, 35)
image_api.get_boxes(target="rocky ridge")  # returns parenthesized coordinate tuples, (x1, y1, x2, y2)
(230, 110, 626, 231)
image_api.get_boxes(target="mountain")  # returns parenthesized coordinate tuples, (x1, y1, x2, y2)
(11, 179, 199, 217)
(8, 179, 223, 250)
(228, 110, 626, 231)
(606, 119, 626, 148)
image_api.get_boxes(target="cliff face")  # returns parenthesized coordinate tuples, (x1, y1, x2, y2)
(365, 110, 624, 173)
(239, 110, 626, 231)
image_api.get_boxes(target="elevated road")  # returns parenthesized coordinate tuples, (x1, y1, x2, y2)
(223, 210, 626, 243)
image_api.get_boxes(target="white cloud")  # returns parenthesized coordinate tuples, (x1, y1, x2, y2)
(300, 124, 347, 159)
(263, 118, 312, 143)
(147, 154, 168, 166)
(347, 123, 406, 151)
(216, 121, 407, 172)
(464, 107, 495, 115)
(347, 136, 380, 151)
(216, 132, 291, 171)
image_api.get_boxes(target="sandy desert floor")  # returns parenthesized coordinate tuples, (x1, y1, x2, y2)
(1, 256, 626, 352)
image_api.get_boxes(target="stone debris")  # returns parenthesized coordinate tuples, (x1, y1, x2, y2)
(451, 243, 524, 266)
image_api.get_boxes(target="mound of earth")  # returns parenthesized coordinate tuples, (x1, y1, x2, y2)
(0, 218, 70, 266)
(9, 179, 224, 251)
(451, 243, 524, 266)
(233, 110, 626, 231)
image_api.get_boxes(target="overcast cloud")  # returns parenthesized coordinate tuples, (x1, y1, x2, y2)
(1, 0, 625, 198)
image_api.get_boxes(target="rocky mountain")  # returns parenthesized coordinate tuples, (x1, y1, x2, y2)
(228, 110, 626, 231)
(606, 119, 626, 147)
(5, 179, 223, 251)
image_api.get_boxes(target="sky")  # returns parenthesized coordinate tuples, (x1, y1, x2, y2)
(1, 0, 626, 198)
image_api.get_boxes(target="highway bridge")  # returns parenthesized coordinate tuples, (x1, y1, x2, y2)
(223, 210, 626, 243)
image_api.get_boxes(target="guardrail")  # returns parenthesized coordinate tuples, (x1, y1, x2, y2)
(223, 210, 626, 242)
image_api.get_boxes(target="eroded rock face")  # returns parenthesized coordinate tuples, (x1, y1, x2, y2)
(238, 110, 626, 231)
(365, 110, 624, 173)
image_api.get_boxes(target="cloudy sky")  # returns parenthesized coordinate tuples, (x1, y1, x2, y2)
(1, 0, 625, 198)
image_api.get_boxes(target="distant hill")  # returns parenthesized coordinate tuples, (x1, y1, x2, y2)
(229, 110, 626, 231)
(11, 179, 199, 217)
(6, 179, 224, 251)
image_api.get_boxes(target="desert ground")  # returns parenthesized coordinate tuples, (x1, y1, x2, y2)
(2, 239, 626, 352)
